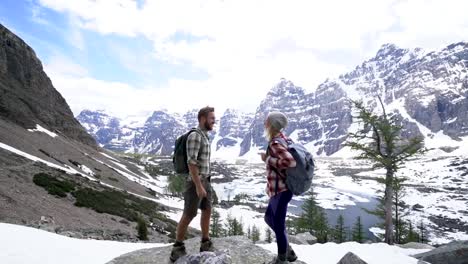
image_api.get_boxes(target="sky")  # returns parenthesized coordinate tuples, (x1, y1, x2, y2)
(0, 0, 467, 118)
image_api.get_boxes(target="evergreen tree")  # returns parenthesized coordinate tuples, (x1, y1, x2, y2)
(137, 216, 148, 241)
(393, 175, 408, 244)
(251, 225, 261, 243)
(166, 174, 185, 197)
(352, 216, 366, 243)
(295, 192, 319, 233)
(333, 214, 346, 243)
(265, 227, 273, 243)
(210, 208, 224, 238)
(225, 214, 245, 236)
(404, 221, 420, 243)
(314, 210, 329, 243)
(345, 97, 425, 244)
(418, 220, 428, 244)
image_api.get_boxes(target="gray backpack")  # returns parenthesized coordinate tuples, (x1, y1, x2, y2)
(271, 137, 315, 195)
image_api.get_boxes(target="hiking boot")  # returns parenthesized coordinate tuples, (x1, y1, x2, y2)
(287, 245, 297, 262)
(200, 238, 214, 252)
(169, 242, 186, 262)
(267, 254, 288, 264)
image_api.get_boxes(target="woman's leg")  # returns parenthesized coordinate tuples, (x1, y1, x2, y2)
(264, 194, 280, 229)
(272, 190, 293, 255)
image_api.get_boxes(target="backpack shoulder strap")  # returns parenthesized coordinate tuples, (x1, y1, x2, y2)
(186, 127, 202, 139)
(272, 137, 292, 149)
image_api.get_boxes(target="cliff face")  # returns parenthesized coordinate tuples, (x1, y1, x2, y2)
(0, 24, 96, 147)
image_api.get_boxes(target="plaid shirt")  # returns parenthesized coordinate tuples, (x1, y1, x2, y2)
(265, 133, 296, 197)
(186, 126, 211, 178)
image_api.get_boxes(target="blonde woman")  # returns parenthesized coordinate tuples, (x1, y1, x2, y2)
(260, 112, 298, 264)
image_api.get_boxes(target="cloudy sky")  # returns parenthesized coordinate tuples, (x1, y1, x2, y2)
(1, 0, 467, 118)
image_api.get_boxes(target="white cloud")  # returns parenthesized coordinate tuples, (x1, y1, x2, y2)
(44, 54, 89, 77)
(30, 2, 50, 25)
(378, 0, 468, 50)
(37, 0, 468, 116)
(67, 15, 86, 51)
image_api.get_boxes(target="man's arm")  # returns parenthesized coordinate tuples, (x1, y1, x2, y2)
(186, 132, 207, 198)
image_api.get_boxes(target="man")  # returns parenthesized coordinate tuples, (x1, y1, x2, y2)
(170, 106, 216, 262)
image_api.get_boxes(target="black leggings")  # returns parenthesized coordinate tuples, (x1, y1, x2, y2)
(264, 190, 293, 255)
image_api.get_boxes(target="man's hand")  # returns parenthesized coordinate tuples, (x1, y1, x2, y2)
(259, 152, 267, 162)
(196, 185, 207, 198)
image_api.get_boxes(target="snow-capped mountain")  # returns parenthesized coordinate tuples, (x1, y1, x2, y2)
(78, 42, 468, 159)
(241, 42, 468, 157)
(240, 78, 352, 157)
(77, 108, 254, 156)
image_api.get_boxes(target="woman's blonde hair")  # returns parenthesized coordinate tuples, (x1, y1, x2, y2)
(264, 112, 288, 141)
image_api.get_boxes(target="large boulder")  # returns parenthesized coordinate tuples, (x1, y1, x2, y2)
(174, 251, 231, 264)
(289, 232, 317, 245)
(336, 252, 368, 264)
(397, 242, 434, 250)
(413, 240, 468, 264)
(106, 236, 308, 264)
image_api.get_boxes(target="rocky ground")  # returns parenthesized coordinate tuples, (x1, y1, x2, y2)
(106, 236, 307, 264)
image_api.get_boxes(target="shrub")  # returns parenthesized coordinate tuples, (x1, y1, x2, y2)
(33, 173, 76, 197)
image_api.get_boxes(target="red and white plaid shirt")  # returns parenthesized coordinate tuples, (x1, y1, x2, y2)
(265, 133, 297, 197)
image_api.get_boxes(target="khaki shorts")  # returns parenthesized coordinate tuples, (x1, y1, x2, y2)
(183, 178, 212, 218)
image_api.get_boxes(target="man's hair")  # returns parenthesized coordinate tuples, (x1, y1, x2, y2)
(198, 106, 215, 121)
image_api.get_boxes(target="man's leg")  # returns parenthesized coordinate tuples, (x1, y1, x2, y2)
(199, 180, 214, 252)
(171, 181, 198, 262)
(200, 206, 211, 240)
(176, 213, 195, 241)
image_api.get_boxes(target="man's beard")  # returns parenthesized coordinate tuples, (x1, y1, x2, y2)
(204, 120, 213, 131)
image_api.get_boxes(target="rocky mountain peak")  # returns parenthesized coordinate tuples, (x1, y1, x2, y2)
(267, 78, 305, 98)
(0, 24, 96, 147)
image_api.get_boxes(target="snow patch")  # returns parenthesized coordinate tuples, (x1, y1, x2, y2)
(28, 124, 58, 138)
(0, 142, 94, 180)
(0, 223, 165, 264)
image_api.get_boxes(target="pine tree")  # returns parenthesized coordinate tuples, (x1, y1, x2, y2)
(265, 227, 273, 243)
(314, 210, 329, 243)
(333, 214, 346, 243)
(225, 215, 245, 236)
(405, 221, 420, 243)
(166, 174, 185, 197)
(418, 220, 428, 244)
(251, 225, 261, 243)
(295, 192, 319, 233)
(393, 175, 408, 244)
(210, 208, 224, 238)
(247, 226, 252, 240)
(225, 214, 235, 236)
(136, 216, 148, 241)
(352, 216, 366, 243)
(345, 97, 425, 244)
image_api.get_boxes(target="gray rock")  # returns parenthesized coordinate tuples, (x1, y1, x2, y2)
(413, 240, 468, 264)
(336, 252, 368, 264)
(174, 251, 231, 264)
(289, 232, 317, 245)
(397, 242, 434, 250)
(106, 236, 308, 264)
(417, 261, 431, 264)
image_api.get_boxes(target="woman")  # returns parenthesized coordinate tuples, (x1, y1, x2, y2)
(260, 112, 298, 264)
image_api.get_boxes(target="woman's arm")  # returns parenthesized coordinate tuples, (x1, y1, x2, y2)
(266, 141, 296, 171)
